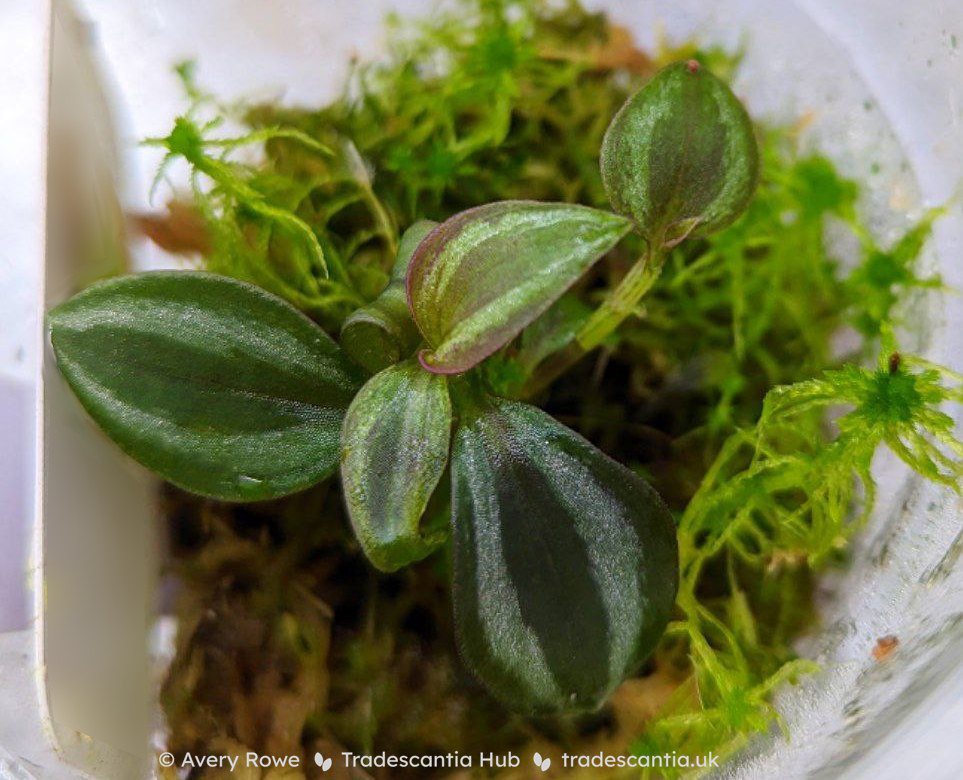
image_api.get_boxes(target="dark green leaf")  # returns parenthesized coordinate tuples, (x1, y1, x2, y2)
(48, 271, 362, 501)
(340, 220, 437, 373)
(407, 201, 631, 375)
(600, 60, 758, 245)
(450, 398, 678, 714)
(515, 293, 591, 375)
(340, 360, 452, 571)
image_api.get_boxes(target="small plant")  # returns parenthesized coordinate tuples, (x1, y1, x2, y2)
(123, 2, 963, 768)
(49, 61, 758, 714)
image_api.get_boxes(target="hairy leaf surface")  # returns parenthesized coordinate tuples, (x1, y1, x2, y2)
(48, 271, 362, 500)
(340, 220, 437, 373)
(407, 201, 631, 374)
(450, 398, 679, 714)
(340, 360, 452, 571)
(600, 60, 758, 245)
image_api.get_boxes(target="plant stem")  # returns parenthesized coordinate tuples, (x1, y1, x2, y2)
(576, 243, 664, 351)
(522, 244, 665, 397)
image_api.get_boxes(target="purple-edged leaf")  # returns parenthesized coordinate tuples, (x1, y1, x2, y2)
(600, 60, 758, 246)
(340, 359, 451, 571)
(450, 398, 678, 714)
(406, 201, 631, 374)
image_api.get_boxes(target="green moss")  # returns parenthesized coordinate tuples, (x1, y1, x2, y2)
(642, 348, 961, 772)
(863, 365, 922, 423)
(148, 0, 961, 774)
(165, 116, 206, 163)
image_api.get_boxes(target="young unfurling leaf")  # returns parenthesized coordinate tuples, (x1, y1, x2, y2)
(450, 398, 678, 714)
(406, 201, 631, 375)
(340, 220, 437, 373)
(340, 360, 452, 571)
(48, 272, 362, 500)
(600, 60, 758, 246)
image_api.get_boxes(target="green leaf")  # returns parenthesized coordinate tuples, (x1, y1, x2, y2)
(340, 360, 452, 571)
(600, 60, 759, 245)
(450, 397, 678, 714)
(340, 220, 437, 373)
(515, 293, 591, 375)
(48, 271, 363, 501)
(407, 201, 631, 375)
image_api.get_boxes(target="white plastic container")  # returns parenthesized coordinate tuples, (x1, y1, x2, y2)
(2, 1, 960, 777)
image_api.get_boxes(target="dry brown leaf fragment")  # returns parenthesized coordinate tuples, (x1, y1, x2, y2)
(538, 24, 653, 75)
(872, 635, 899, 662)
(132, 199, 211, 255)
(592, 25, 654, 73)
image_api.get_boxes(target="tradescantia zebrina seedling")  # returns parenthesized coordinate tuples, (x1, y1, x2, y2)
(48, 61, 756, 714)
